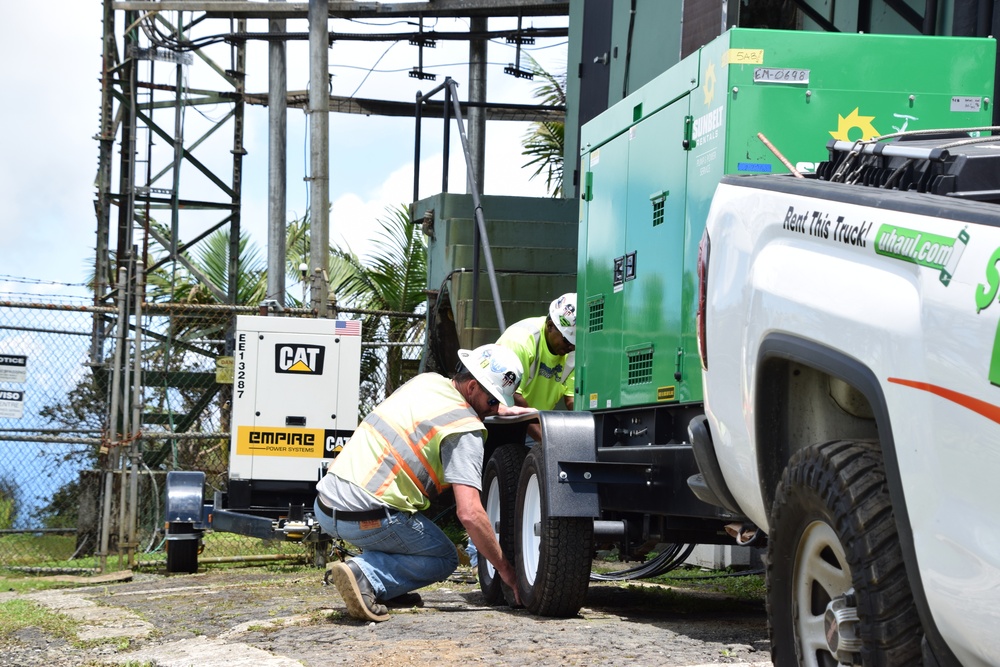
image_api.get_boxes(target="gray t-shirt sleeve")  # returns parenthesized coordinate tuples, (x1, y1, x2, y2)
(440, 431, 485, 491)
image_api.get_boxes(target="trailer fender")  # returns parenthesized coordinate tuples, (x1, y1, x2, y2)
(165, 471, 206, 524)
(537, 412, 599, 519)
(165, 471, 206, 574)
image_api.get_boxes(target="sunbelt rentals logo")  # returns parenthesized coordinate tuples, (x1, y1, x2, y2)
(829, 108, 880, 141)
(274, 344, 326, 374)
(692, 59, 724, 145)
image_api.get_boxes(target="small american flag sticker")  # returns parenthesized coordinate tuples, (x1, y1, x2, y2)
(335, 320, 362, 336)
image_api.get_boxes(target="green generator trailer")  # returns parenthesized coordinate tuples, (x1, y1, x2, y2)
(480, 28, 995, 617)
(578, 27, 994, 412)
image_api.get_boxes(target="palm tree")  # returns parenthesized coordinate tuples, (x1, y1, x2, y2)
(326, 205, 428, 407)
(274, 206, 428, 410)
(521, 56, 566, 198)
(144, 221, 268, 307)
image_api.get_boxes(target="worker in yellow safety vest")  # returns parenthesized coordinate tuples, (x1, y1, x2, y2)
(496, 293, 576, 442)
(315, 344, 531, 622)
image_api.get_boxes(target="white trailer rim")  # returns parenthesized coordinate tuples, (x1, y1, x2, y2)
(485, 475, 501, 578)
(520, 471, 542, 584)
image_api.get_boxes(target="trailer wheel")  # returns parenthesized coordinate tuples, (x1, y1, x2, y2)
(515, 446, 593, 617)
(767, 440, 922, 667)
(165, 522, 200, 574)
(479, 443, 528, 605)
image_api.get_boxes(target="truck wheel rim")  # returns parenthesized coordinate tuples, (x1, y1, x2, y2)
(485, 475, 501, 578)
(521, 471, 541, 584)
(793, 519, 852, 666)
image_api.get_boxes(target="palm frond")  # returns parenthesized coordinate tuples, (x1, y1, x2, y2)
(521, 55, 566, 197)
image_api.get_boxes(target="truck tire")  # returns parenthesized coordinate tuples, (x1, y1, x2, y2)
(515, 446, 593, 617)
(767, 440, 922, 666)
(479, 443, 528, 605)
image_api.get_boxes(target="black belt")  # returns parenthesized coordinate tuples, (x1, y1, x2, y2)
(317, 498, 392, 522)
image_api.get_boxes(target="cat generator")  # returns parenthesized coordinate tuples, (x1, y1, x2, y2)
(164, 314, 362, 573)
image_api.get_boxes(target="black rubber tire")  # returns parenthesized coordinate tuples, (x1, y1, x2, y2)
(514, 446, 593, 617)
(767, 440, 923, 667)
(478, 443, 528, 605)
(165, 523, 199, 574)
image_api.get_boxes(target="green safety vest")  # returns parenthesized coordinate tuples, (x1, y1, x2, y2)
(330, 373, 485, 513)
(496, 316, 575, 410)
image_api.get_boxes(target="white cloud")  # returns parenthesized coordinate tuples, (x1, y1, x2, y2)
(0, 3, 101, 293)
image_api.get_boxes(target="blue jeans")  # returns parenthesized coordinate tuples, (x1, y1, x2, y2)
(314, 499, 458, 601)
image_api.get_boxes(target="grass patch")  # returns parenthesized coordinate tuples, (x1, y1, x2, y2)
(77, 635, 133, 651)
(0, 574, 90, 593)
(649, 566, 765, 602)
(0, 534, 79, 566)
(0, 598, 79, 641)
(1, 529, 318, 576)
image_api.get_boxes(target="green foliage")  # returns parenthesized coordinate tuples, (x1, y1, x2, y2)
(326, 205, 428, 406)
(38, 370, 109, 438)
(0, 477, 19, 530)
(0, 598, 78, 640)
(145, 222, 267, 307)
(0, 534, 78, 565)
(521, 55, 567, 198)
(0, 574, 87, 593)
(651, 566, 766, 602)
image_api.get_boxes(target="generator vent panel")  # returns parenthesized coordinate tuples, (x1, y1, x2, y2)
(627, 346, 654, 385)
(588, 297, 605, 333)
(651, 192, 667, 227)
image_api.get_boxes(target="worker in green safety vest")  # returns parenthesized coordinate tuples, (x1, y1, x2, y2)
(496, 293, 576, 442)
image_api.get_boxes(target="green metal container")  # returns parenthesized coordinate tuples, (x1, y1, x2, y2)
(577, 27, 996, 413)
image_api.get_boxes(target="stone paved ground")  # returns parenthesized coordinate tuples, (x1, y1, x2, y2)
(0, 565, 771, 666)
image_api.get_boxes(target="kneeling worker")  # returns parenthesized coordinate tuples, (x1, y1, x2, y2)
(496, 293, 576, 442)
(315, 344, 529, 622)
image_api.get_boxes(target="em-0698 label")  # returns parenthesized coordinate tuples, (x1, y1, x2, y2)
(754, 67, 809, 85)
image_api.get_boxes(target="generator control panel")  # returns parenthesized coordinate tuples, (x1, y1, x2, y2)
(229, 315, 362, 484)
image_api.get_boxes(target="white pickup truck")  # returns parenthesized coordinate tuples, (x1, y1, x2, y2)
(690, 132, 1000, 667)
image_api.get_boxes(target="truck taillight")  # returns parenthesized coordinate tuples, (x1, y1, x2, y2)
(696, 230, 710, 370)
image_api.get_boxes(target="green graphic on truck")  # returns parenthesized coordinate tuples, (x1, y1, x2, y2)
(875, 225, 969, 285)
(974, 245, 1000, 387)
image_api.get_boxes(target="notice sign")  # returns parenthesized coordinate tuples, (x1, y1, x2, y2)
(0, 389, 24, 419)
(0, 355, 27, 383)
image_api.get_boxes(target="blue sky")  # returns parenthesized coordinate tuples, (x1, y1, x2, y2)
(0, 4, 569, 304)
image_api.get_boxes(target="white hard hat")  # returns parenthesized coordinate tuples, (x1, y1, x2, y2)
(549, 293, 577, 345)
(457, 344, 523, 408)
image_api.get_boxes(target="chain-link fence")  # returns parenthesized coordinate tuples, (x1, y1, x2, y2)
(0, 300, 423, 573)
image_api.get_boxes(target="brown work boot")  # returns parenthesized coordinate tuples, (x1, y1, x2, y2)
(330, 560, 389, 622)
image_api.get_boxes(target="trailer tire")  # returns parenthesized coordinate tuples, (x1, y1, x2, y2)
(479, 443, 528, 605)
(165, 522, 200, 574)
(515, 446, 593, 617)
(767, 440, 922, 667)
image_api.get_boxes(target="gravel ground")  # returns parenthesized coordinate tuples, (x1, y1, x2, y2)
(0, 564, 771, 667)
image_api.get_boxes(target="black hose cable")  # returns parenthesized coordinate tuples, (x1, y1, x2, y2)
(590, 543, 695, 581)
(621, 0, 636, 99)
